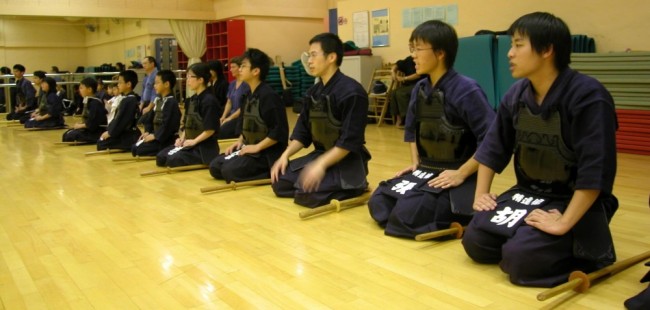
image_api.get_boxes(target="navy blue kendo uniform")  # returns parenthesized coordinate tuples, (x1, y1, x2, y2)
(24, 92, 65, 128)
(210, 78, 228, 117)
(271, 70, 371, 208)
(62, 97, 108, 143)
(131, 95, 181, 156)
(209, 81, 288, 182)
(462, 68, 619, 287)
(368, 70, 494, 238)
(7, 77, 36, 122)
(97, 92, 141, 151)
(156, 90, 220, 167)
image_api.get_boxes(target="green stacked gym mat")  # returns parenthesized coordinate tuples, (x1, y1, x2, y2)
(456, 34, 497, 108)
(571, 52, 650, 155)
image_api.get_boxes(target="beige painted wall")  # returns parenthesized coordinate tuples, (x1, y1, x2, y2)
(214, 0, 328, 19)
(0, 17, 174, 72)
(336, 0, 649, 65)
(244, 17, 327, 65)
(0, 17, 86, 72)
(1, 0, 329, 71)
(0, 0, 215, 20)
(85, 19, 173, 67)
(6, 0, 646, 72)
(214, 0, 329, 65)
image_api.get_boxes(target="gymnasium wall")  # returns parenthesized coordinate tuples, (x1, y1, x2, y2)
(336, 0, 649, 64)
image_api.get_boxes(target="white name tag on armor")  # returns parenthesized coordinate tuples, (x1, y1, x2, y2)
(474, 190, 550, 237)
(489, 193, 546, 228)
(224, 150, 241, 160)
(390, 169, 435, 195)
(167, 146, 184, 155)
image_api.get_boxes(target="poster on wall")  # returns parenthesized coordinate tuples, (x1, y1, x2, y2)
(402, 4, 458, 28)
(371, 9, 389, 47)
(352, 11, 370, 48)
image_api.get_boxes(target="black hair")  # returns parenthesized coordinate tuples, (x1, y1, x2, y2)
(409, 20, 458, 69)
(119, 70, 138, 89)
(13, 64, 26, 72)
(230, 55, 244, 66)
(144, 56, 157, 67)
(79, 77, 98, 93)
(508, 12, 572, 70)
(242, 48, 271, 81)
(96, 77, 104, 85)
(33, 70, 47, 80)
(51, 66, 60, 73)
(1, 66, 10, 74)
(42, 77, 57, 94)
(309, 33, 344, 67)
(187, 63, 210, 86)
(208, 60, 226, 82)
(157, 69, 177, 89)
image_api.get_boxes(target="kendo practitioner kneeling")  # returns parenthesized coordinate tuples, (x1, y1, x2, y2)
(367, 20, 495, 238)
(462, 12, 619, 287)
(270, 33, 371, 208)
(209, 48, 288, 182)
(98, 70, 141, 151)
(156, 63, 220, 168)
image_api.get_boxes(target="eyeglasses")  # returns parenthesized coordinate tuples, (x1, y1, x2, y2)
(239, 64, 250, 69)
(409, 46, 434, 53)
(187, 75, 198, 79)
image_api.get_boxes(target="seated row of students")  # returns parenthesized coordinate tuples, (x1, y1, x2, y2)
(113, 36, 368, 209)
(370, 13, 616, 290)
(24, 77, 66, 128)
(55, 11, 625, 294)
(62, 71, 141, 149)
(205, 13, 620, 292)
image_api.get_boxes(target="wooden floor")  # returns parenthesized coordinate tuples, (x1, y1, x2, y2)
(1, 110, 648, 309)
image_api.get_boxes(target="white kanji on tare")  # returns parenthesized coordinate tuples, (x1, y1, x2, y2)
(224, 149, 241, 160)
(411, 169, 434, 180)
(511, 193, 545, 206)
(490, 206, 528, 228)
(391, 180, 417, 195)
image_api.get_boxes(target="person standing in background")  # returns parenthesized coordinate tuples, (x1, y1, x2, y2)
(139, 56, 158, 114)
(389, 55, 423, 128)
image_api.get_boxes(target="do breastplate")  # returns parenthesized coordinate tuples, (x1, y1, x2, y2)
(81, 97, 96, 124)
(241, 95, 268, 145)
(37, 94, 48, 115)
(184, 97, 204, 139)
(414, 87, 475, 169)
(514, 102, 577, 197)
(152, 97, 167, 132)
(309, 94, 341, 151)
